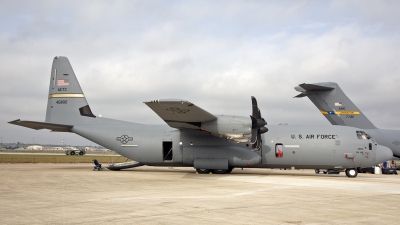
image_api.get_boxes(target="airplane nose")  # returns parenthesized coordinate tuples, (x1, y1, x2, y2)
(375, 145, 393, 163)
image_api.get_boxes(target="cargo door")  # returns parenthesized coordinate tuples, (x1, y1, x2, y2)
(163, 141, 173, 161)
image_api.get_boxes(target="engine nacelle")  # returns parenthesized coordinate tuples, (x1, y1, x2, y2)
(201, 115, 252, 142)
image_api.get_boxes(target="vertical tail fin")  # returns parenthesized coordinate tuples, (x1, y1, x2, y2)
(45, 56, 96, 125)
(294, 82, 376, 129)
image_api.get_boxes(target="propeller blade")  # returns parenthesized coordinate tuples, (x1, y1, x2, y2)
(251, 96, 261, 119)
(250, 96, 268, 151)
(250, 129, 258, 144)
(257, 118, 266, 128)
(250, 115, 266, 128)
(252, 133, 262, 150)
(259, 127, 268, 134)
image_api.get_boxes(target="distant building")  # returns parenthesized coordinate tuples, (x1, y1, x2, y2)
(27, 145, 43, 150)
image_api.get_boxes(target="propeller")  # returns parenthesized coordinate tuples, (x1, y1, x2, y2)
(250, 96, 268, 150)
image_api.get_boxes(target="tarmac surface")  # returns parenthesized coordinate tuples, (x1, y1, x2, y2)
(1, 164, 399, 225)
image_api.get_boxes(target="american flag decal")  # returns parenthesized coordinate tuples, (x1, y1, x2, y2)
(57, 79, 69, 86)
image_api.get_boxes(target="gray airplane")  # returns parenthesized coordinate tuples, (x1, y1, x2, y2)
(295, 82, 400, 158)
(3, 142, 21, 150)
(8, 57, 393, 178)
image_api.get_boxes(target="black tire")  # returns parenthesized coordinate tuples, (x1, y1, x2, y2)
(345, 168, 358, 178)
(315, 169, 320, 174)
(196, 168, 210, 174)
(70, 151, 75, 155)
(79, 151, 84, 155)
(323, 171, 327, 174)
(213, 169, 227, 174)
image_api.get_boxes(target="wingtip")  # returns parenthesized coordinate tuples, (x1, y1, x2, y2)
(8, 119, 21, 124)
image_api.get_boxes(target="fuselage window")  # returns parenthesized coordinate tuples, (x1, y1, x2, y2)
(275, 143, 283, 158)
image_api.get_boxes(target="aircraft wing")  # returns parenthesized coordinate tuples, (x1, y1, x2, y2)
(8, 119, 73, 132)
(144, 99, 217, 129)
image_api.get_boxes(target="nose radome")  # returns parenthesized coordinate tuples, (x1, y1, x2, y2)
(376, 145, 393, 164)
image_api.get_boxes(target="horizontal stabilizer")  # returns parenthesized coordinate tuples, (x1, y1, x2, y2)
(8, 119, 73, 132)
(294, 82, 335, 98)
(293, 93, 308, 98)
(298, 83, 335, 91)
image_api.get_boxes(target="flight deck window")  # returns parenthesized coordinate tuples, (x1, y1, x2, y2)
(356, 131, 370, 140)
(275, 144, 283, 158)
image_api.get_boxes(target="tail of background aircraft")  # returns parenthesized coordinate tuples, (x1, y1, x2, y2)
(294, 82, 376, 129)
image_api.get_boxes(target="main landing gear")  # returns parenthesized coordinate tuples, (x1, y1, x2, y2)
(196, 168, 233, 174)
(345, 168, 358, 178)
(315, 168, 358, 178)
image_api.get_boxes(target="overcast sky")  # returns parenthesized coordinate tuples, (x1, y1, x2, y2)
(1, 0, 400, 146)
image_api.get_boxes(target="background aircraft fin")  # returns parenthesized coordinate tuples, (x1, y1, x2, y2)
(294, 82, 376, 129)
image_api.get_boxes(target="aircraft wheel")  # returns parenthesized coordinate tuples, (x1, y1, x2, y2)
(196, 168, 210, 174)
(315, 169, 320, 174)
(79, 151, 84, 155)
(345, 168, 358, 178)
(70, 151, 75, 155)
(213, 169, 227, 174)
(323, 171, 327, 174)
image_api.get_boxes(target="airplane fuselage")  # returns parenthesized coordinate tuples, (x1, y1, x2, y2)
(71, 118, 389, 170)
(364, 129, 400, 158)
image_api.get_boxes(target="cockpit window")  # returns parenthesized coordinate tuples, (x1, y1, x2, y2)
(356, 131, 371, 140)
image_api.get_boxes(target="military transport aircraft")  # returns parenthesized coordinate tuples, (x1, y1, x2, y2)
(294, 82, 400, 158)
(8, 57, 393, 178)
(3, 142, 21, 150)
